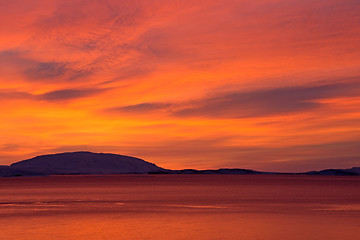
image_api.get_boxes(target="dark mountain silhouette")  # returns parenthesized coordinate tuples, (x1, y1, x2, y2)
(10, 151, 165, 175)
(304, 167, 360, 176)
(0, 165, 46, 177)
(167, 168, 360, 175)
(0, 151, 359, 177)
(165, 168, 266, 174)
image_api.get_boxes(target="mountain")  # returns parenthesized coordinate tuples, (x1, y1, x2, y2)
(348, 167, 360, 174)
(0, 165, 46, 177)
(10, 151, 166, 175)
(168, 168, 265, 174)
(1, 151, 359, 177)
(304, 167, 360, 176)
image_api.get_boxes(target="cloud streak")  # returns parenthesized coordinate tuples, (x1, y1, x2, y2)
(0, 50, 93, 82)
(0, 89, 32, 100)
(107, 102, 171, 114)
(107, 80, 360, 118)
(38, 88, 107, 102)
(175, 80, 360, 118)
(0, 87, 107, 102)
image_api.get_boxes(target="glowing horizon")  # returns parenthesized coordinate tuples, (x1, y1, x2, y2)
(0, 0, 359, 172)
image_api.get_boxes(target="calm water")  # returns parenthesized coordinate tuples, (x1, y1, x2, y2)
(0, 175, 359, 240)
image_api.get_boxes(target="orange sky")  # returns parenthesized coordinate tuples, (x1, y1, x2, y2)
(0, 0, 359, 172)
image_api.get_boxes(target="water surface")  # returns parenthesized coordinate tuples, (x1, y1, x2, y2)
(0, 175, 359, 239)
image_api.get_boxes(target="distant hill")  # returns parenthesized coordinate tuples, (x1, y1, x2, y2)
(170, 168, 360, 175)
(304, 167, 360, 176)
(0, 165, 46, 177)
(0, 151, 359, 177)
(168, 168, 265, 174)
(10, 151, 166, 175)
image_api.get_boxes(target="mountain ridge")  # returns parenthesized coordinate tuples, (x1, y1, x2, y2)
(10, 151, 165, 176)
(1, 151, 359, 177)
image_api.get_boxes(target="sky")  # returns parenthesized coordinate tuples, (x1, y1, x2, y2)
(0, 0, 359, 172)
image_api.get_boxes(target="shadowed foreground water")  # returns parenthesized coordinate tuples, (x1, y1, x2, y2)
(0, 175, 359, 240)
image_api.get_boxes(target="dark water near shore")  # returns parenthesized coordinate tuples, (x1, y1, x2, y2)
(0, 175, 359, 240)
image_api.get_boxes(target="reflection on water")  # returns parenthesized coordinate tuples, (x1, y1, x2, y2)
(168, 204, 230, 209)
(0, 175, 359, 240)
(315, 204, 360, 211)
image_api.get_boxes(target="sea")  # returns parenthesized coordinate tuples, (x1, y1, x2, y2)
(0, 175, 359, 240)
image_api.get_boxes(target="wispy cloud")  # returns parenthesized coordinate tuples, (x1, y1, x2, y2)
(24, 61, 92, 81)
(174, 80, 360, 118)
(0, 87, 107, 102)
(107, 102, 171, 114)
(0, 89, 33, 100)
(0, 50, 93, 82)
(38, 87, 108, 102)
(106, 80, 360, 118)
